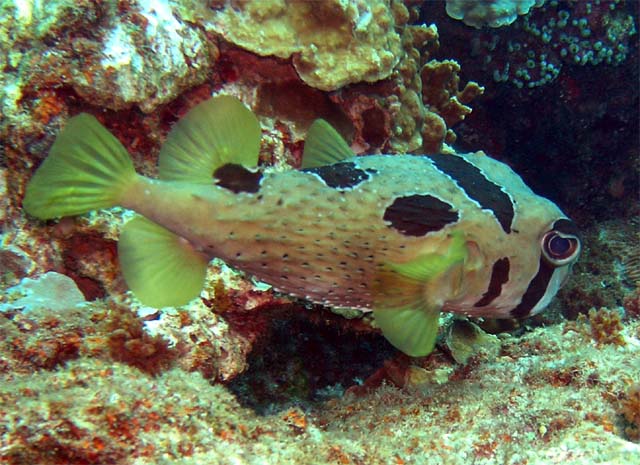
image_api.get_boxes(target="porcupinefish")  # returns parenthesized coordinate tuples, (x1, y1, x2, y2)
(23, 96, 581, 357)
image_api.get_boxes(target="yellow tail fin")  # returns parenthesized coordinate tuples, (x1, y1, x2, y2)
(23, 114, 136, 219)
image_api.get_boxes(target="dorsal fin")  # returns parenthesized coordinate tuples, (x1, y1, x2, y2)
(158, 96, 261, 183)
(301, 119, 354, 168)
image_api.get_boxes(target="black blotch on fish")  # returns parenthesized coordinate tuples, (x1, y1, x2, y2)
(474, 257, 510, 307)
(510, 258, 554, 318)
(302, 162, 373, 189)
(383, 194, 459, 236)
(213, 163, 263, 194)
(426, 154, 514, 234)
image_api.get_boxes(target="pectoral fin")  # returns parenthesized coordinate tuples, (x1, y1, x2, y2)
(373, 232, 468, 357)
(119, 216, 209, 308)
(373, 301, 441, 357)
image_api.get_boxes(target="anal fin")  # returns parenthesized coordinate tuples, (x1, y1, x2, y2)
(118, 216, 209, 308)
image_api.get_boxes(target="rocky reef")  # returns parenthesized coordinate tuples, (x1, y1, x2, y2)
(1, 1, 638, 464)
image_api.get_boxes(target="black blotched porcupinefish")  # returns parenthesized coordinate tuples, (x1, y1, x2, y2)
(23, 95, 581, 356)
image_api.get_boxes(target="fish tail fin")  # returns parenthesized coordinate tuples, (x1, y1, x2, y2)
(23, 114, 137, 219)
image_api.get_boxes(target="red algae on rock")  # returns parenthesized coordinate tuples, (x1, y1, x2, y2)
(587, 307, 627, 347)
(621, 384, 640, 442)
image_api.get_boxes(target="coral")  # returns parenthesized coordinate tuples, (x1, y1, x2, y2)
(620, 384, 640, 442)
(420, 59, 485, 150)
(206, 0, 403, 91)
(0, 272, 85, 314)
(0, 243, 36, 287)
(0, 284, 639, 464)
(463, 0, 637, 89)
(215, 3, 483, 155)
(60, 231, 119, 300)
(328, 22, 484, 154)
(0, 0, 214, 119)
(622, 241, 640, 287)
(446, 0, 546, 28)
(0, 359, 255, 464)
(0, 300, 92, 374)
(624, 289, 640, 319)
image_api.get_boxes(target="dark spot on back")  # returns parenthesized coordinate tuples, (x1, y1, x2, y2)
(213, 163, 263, 194)
(302, 162, 372, 189)
(383, 194, 459, 236)
(474, 257, 510, 307)
(426, 154, 514, 233)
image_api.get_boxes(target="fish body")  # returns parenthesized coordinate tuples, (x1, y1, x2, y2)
(24, 96, 581, 356)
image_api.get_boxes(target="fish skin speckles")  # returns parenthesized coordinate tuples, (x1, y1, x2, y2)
(474, 257, 510, 307)
(213, 163, 263, 194)
(426, 153, 515, 234)
(383, 194, 459, 236)
(302, 162, 376, 190)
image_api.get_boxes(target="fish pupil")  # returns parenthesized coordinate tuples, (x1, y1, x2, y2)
(549, 235, 571, 256)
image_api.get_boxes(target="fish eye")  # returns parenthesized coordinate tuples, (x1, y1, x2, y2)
(541, 230, 581, 266)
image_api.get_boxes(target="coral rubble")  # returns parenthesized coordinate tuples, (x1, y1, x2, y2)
(1, 320, 639, 464)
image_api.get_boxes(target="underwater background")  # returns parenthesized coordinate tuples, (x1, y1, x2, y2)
(0, 1, 639, 464)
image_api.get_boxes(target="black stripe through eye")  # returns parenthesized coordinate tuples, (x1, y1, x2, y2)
(510, 258, 555, 318)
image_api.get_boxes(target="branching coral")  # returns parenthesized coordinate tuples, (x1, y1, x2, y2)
(420, 59, 485, 151)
